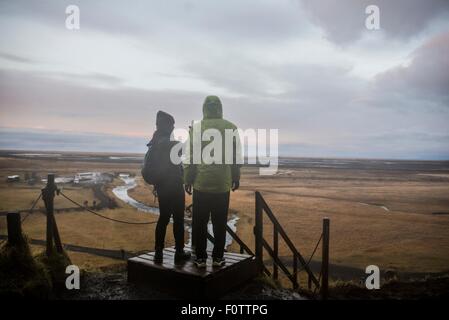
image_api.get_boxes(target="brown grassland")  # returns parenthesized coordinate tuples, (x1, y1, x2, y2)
(1, 155, 449, 284)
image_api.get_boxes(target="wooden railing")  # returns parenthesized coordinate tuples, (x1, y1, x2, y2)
(207, 191, 330, 298)
(254, 191, 329, 298)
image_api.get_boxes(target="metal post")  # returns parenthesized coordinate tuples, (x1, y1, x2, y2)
(321, 218, 330, 300)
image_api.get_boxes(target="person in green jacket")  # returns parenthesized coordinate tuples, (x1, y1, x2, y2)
(184, 95, 242, 268)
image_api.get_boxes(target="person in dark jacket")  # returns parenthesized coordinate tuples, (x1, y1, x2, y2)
(147, 111, 190, 264)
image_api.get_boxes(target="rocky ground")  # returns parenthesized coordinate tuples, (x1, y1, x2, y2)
(60, 264, 449, 300)
(60, 264, 305, 300)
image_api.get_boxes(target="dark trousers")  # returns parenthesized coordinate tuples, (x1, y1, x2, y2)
(193, 190, 230, 259)
(155, 185, 185, 252)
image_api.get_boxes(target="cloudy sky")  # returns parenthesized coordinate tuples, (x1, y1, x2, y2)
(0, 0, 448, 159)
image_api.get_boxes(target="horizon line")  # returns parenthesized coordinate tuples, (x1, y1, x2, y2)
(1, 148, 448, 162)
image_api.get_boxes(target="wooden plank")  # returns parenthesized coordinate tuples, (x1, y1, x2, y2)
(42, 173, 63, 254)
(182, 245, 252, 259)
(293, 254, 299, 289)
(6, 212, 23, 245)
(164, 247, 248, 263)
(130, 256, 211, 278)
(203, 257, 258, 298)
(321, 218, 330, 300)
(128, 254, 258, 299)
(159, 250, 242, 265)
(273, 224, 279, 280)
(131, 253, 244, 276)
(221, 251, 251, 259)
(255, 192, 263, 265)
(128, 259, 207, 297)
(130, 254, 243, 277)
(225, 225, 255, 256)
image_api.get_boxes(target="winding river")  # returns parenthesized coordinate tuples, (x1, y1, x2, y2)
(112, 176, 239, 249)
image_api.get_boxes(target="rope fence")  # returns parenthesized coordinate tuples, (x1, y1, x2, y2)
(302, 232, 323, 273)
(59, 191, 157, 225)
(305, 233, 323, 297)
(0, 192, 43, 246)
(0, 186, 158, 247)
(21, 193, 42, 224)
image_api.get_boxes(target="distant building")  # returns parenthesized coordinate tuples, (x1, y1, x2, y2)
(74, 172, 95, 184)
(7, 175, 20, 182)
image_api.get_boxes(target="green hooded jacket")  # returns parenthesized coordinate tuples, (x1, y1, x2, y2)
(184, 96, 241, 193)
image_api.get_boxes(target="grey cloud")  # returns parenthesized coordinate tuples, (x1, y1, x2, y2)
(346, 132, 449, 160)
(3, 125, 448, 159)
(280, 131, 449, 159)
(184, 50, 361, 103)
(0, 68, 205, 133)
(374, 31, 449, 104)
(300, 0, 449, 44)
(1, 1, 449, 159)
(0, 127, 146, 153)
(1, 67, 449, 159)
(0, 52, 35, 64)
(0, 0, 311, 44)
(44, 71, 124, 86)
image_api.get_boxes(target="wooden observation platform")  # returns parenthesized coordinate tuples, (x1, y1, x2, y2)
(127, 246, 259, 298)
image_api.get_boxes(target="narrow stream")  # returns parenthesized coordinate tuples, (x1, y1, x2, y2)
(358, 202, 390, 211)
(112, 176, 239, 249)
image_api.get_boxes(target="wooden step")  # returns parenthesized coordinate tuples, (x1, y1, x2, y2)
(127, 247, 260, 299)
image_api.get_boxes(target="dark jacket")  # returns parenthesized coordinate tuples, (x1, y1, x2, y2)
(147, 111, 183, 193)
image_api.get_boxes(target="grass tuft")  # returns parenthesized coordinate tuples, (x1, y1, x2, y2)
(36, 248, 72, 294)
(0, 238, 51, 298)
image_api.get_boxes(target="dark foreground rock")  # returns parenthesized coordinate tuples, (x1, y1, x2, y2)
(60, 264, 304, 300)
(60, 264, 449, 300)
(329, 275, 449, 300)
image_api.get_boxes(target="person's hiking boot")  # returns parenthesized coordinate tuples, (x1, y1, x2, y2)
(154, 249, 163, 264)
(174, 250, 191, 265)
(212, 257, 226, 267)
(194, 258, 207, 268)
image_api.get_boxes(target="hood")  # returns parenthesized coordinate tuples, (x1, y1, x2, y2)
(147, 110, 174, 146)
(202, 96, 223, 119)
(156, 110, 175, 133)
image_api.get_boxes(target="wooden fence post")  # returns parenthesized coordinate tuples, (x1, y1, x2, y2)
(273, 224, 278, 280)
(7, 211, 24, 246)
(42, 173, 63, 255)
(293, 254, 299, 290)
(321, 218, 330, 300)
(254, 192, 263, 270)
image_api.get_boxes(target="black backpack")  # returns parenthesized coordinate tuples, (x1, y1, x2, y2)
(141, 142, 160, 185)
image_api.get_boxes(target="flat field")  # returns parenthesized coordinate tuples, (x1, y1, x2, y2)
(1, 153, 448, 280)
